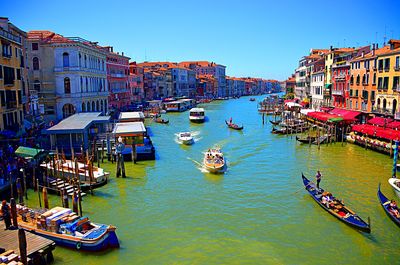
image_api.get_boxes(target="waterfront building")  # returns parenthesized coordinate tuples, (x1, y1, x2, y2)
(374, 39, 400, 118)
(284, 74, 296, 94)
(27, 31, 108, 122)
(101, 46, 130, 111)
(0, 18, 27, 132)
(197, 74, 217, 98)
(179, 61, 226, 97)
(129, 62, 144, 103)
(295, 57, 307, 100)
(310, 59, 325, 110)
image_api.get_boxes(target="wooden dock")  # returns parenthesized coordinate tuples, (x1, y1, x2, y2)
(0, 222, 55, 264)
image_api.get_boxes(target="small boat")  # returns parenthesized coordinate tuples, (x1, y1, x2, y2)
(203, 148, 226, 173)
(40, 160, 108, 191)
(154, 117, 169, 124)
(271, 127, 287, 134)
(378, 184, 400, 227)
(269, 120, 282, 126)
(296, 135, 317, 144)
(178, 132, 194, 145)
(249, 98, 256, 101)
(16, 205, 120, 251)
(302, 173, 371, 233)
(189, 108, 205, 123)
(225, 120, 243, 130)
(388, 177, 400, 199)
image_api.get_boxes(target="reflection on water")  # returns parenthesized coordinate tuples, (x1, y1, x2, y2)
(22, 95, 400, 264)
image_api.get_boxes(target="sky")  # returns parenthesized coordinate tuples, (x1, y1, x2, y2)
(2, 0, 400, 80)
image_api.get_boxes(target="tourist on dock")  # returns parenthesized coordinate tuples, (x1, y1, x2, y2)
(0, 200, 11, 230)
(316, 170, 322, 189)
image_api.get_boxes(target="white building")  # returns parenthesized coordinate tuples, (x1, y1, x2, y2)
(295, 57, 307, 100)
(310, 70, 325, 110)
(27, 31, 108, 122)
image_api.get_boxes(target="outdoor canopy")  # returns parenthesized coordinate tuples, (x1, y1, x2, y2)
(15, 146, 45, 159)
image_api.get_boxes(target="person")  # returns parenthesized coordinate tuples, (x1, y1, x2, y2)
(0, 200, 11, 229)
(316, 171, 322, 189)
(229, 117, 232, 124)
(388, 200, 400, 218)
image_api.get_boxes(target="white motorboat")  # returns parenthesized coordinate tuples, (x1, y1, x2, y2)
(388, 177, 400, 199)
(178, 132, 194, 145)
(203, 148, 226, 173)
(189, 108, 205, 123)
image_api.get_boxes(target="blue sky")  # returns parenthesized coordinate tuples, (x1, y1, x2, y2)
(3, 0, 400, 80)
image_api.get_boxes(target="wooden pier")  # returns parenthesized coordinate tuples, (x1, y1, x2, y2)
(0, 222, 55, 264)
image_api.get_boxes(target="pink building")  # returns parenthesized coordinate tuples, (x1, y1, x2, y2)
(129, 62, 144, 103)
(102, 46, 130, 110)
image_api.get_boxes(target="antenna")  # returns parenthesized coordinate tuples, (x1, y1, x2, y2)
(383, 25, 387, 46)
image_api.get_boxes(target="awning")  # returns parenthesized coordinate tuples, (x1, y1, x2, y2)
(300, 109, 314, 115)
(320, 106, 333, 112)
(329, 108, 362, 121)
(367, 117, 394, 126)
(387, 121, 400, 129)
(307, 111, 341, 122)
(15, 146, 45, 159)
(352, 124, 400, 141)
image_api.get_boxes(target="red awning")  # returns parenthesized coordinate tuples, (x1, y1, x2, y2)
(387, 121, 400, 129)
(320, 107, 333, 112)
(367, 117, 394, 126)
(329, 108, 362, 121)
(352, 124, 400, 141)
(307, 111, 340, 122)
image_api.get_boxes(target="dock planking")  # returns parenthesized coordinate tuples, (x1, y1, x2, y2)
(0, 222, 55, 259)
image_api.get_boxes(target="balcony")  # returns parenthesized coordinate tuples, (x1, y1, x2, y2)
(0, 28, 22, 45)
(332, 89, 343, 96)
(372, 107, 391, 114)
(378, 68, 383, 73)
(2, 52, 12, 58)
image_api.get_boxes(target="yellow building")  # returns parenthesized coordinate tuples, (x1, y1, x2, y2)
(375, 40, 400, 117)
(0, 18, 27, 132)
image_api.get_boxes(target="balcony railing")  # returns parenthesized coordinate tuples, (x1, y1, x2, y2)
(378, 68, 383, 73)
(332, 89, 343, 96)
(0, 28, 22, 44)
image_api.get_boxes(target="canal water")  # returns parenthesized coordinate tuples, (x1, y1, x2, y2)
(25, 95, 399, 264)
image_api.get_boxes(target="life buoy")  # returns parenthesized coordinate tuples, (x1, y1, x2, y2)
(76, 242, 82, 250)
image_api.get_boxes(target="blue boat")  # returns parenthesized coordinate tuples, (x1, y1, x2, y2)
(302, 173, 371, 233)
(377, 184, 400, 227)
(17, 206, 120, 251)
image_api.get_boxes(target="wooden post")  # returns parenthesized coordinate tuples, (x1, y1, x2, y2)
(317, 126, 321, 150)
(102, 140, 105, 163)
(63, 188, 69, 208)
(97, 149, 100, 168)
(262, 113, 265, 125)
(43, 187, 49, 209)
(22, 169, 27, 200)
(89, 160, 93, 195)
(10, 174, 14, 199)
(16, 178, 23, 204)
(72, 191, 78, 214)
(75, 158, 83, 216)
(390, 139, 393, 157)
(37, 179, 41, 207)
(10, 198, 18, 228)
(18, 229, 27, 265)
(341, 126, 345, 147)
(33, 166, 37, 192)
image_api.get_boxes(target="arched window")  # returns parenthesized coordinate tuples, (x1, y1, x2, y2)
(62, 104, 75, 118)
(33, 57, 39, 70)
(100, 79, 103, 91)
(64, 77, 71, 94)
(84, 55, 87, 68)
(63, 52, 69, 67)
(393, 99, 398, 115)
(87, 102, 91, 112)
(92, 101, 95, 111)
(350, 75, 354, 85)
(104, 100, 108, 113)
(377, 98, 381, 108)
(82, 102, 86, 112)
(33, 80, 40, 91)
(356, 75, 360, 85)
(362, 74, 366, 84)
(100, 100, 104, 112)
(96, 100, 99, 111)
(79, 53, 81, 67)
(383, 98, 387, 110)
(85, 77, 88, 92)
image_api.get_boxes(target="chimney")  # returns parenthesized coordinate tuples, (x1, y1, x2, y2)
(122, 52, 124, 56)
(111, 47, 114, 53)
(361, 52, 364, 58)
(330, 45, 333, 51)
(376, 43, 379, 49)
(372, 44, 375, 56)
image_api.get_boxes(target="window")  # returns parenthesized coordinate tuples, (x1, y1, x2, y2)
(356, 75, 360, 85)
(371, 91, 375, 101)
(33, 80, 40, 91)
(32, 43, 38, 51)
(350, 75, 354, 84)
(383, 77, 389, 90)
(64, 77, 71, 94)
(2, 43, 11, 57)
(377, 77, 382, 89)
(32, 57, 39, 70)
(396, 56, 400, 69)
(373, 73, 376, 84)
(16, 69, 21, 80)
(63, 52, 69, 67)
(0, 65, 2, 79)
(84, 55, 87, 68)
(384, 58, 390, 71)
(3, 66, 15, 85)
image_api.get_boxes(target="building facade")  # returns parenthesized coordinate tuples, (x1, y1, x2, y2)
(27, 31, 109, 122)
(0, 18, 27, 132)
(129, 62, 144, 103)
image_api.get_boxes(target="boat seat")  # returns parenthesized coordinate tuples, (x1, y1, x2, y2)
(315, 194, 322, 199)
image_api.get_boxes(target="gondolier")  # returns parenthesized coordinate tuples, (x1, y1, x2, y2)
(316, 170, 322, 189)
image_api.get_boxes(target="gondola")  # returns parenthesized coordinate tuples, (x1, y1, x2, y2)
(249, 98, 256, 101)
(154, 118, 169, 124)
(295, 136, 316, 144)
(225, 120, 243, 130)
(378, 184, 400, 227)
(269, 120, 282, 126)
(271, 127, 287, 134)
(302, 173, 371, 233)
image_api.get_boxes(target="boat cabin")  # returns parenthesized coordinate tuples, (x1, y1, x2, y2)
(118, 112, 145, 123)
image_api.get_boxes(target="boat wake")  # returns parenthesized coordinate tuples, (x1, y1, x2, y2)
(174, 131, 202, 144)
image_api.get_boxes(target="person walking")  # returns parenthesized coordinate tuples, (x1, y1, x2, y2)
(316, 170, 322, 189)
(1, 200, 11, 229)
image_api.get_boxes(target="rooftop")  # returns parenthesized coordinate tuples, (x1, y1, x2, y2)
(113, 122, 146, 135)
(46, 113, 110, 133)
(119, 112, 145, 120)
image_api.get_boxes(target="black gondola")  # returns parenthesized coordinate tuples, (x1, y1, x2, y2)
(296, 136, 316, 144)
(269, 120, 282, 126)
(154, 118, 169, 124)
(302, 173, 371, 233)
(225, 120, 243, 130)
(378, 184, 400, 227)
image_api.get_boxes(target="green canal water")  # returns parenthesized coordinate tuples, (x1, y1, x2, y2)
(24, 95, 400, 264)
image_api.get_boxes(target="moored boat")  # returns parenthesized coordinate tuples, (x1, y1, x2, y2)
(154, 117, 169, 124)
(189, 108, 205, 123)
(225, 120, 243, 130)
(203, 148, 226, 173)
(388, 177, 400, 199)
(296, 135, 317, 144)
(16, 205, 119, 251)
(269, 120, 282, 126)
(178, 132, 194, 145)
(40, 160, 109, 191)
(378, 184, 400, 227)
(302, 173, 371, 233)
